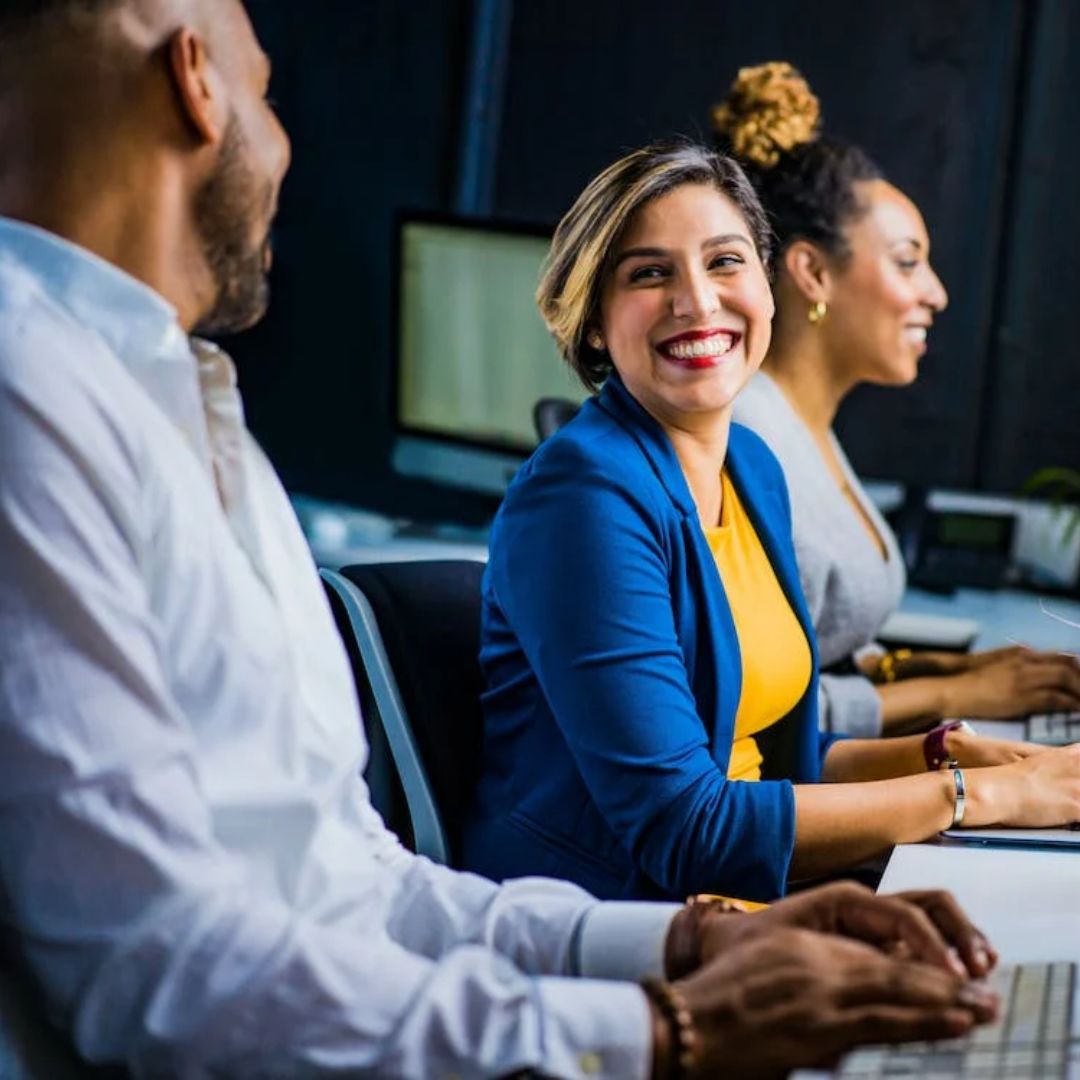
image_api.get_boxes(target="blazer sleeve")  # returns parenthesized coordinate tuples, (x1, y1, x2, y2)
(489, 439, 796, 901)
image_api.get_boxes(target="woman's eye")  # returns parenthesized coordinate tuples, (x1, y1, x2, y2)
(628, 265, 667, 283)
(709, 254, 744, 271)
(896, 258, 919, 272)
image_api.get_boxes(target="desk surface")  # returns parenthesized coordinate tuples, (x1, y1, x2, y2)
(900, 586, 1080, 652)
(879, 590, 1080, 963)
(879, 840, 1080, 962)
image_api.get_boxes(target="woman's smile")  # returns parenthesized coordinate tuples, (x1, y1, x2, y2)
(655, 327, 744, 369)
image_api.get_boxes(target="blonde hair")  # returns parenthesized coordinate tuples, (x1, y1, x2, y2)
(711, 61, 820, 169)
(537, 141, 771, 392)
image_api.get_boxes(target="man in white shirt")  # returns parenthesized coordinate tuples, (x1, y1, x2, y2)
(0, 1, 998, 1076)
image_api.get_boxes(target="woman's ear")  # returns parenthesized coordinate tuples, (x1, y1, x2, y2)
(782, 240, 833, 304)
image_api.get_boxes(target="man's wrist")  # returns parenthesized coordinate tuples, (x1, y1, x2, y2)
(664, 896, 746, 980)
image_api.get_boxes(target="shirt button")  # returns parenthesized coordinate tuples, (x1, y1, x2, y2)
(579, 1051, 602, 1075)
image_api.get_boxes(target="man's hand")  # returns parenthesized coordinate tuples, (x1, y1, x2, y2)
(682, 881, 997, 980)
(662, 927, 997, 1079)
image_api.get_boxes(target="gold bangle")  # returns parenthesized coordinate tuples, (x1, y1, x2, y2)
(878, 648, 913, 684)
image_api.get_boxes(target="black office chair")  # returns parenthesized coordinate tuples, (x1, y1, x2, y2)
(532, 397, 580, 442)
(320, 560, 487, 867)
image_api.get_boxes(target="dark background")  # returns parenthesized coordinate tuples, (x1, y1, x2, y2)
(231, 0, 1080, 525)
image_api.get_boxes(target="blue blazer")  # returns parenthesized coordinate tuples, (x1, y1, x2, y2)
(461, 376, 843, 902)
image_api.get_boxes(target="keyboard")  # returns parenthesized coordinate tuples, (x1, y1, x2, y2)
(1026, 712, 1080, 747)
(837, 962, 1080, 1078)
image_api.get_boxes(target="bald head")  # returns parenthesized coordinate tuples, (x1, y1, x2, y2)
(0, 0, 289, 335)
(0, 0, 249, 85)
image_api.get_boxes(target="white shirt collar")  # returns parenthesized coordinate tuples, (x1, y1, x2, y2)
(0, 214, 187, 370)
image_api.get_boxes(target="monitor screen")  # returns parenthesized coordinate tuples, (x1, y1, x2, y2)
(393, 217, 588, 495)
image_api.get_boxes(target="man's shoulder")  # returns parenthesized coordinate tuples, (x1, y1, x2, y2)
(0, 263, 143, 477)
(0, 258, 106, 386)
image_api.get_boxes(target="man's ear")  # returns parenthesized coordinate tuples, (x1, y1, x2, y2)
(166, 27, 227, 145)
(782, 240, 834, 304)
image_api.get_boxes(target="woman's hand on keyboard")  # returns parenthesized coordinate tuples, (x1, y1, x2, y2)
(947, 727, 1047, 768)
(939, 646, 1080, 719)
(965, 743, 1080, 827)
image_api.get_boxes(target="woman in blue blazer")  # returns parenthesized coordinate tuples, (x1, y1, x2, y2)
(461, 143, 1080, 903)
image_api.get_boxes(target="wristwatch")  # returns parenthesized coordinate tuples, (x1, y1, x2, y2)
(923, 719, 975, 772)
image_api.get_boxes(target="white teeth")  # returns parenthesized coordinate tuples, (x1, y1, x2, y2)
(665, 334, 736, 359)
(904, 326, 928, 344)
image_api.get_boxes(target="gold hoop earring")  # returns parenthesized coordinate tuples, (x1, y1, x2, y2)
(808, 301, 827, 325)
(586, 330, 604, 350)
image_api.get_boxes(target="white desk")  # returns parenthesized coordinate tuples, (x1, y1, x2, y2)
(878, 590, 1080, 960)
(880, 841, 1080, 963)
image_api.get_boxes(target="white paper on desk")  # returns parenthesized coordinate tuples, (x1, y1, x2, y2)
(942, 825, 1080, 848)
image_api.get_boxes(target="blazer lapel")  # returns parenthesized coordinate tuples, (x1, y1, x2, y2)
(596, 377, 743, 764)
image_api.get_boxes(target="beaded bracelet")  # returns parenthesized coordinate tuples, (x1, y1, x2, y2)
(642, 977, 697, 1080)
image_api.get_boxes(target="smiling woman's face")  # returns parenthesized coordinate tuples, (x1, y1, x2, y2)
(821, 179, 948, 386)
(598, 182, 774, 428)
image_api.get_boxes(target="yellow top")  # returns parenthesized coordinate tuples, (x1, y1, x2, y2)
(705, 470, 812, 781)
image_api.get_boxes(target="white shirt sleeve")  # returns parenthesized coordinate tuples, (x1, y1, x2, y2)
(0, 366, 654, 1079)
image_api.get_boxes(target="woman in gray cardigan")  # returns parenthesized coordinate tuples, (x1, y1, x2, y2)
(717, 62, 1080, 736)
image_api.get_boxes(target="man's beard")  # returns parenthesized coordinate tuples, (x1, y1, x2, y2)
(192, 114, 275, 338)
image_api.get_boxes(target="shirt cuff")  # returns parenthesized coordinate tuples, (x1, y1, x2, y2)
(818, 672, 883, 738)
(535, 976, 653, 1080)
(575, 901, 682, 982)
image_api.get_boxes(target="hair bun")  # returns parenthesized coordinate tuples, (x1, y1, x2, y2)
(711, 61, 821, 169)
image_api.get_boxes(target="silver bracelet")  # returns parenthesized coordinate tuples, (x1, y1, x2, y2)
(950, 767, 966, 828)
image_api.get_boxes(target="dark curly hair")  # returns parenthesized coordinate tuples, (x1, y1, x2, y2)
(712, 62, 882, 262)
(538, 140, 773, 392)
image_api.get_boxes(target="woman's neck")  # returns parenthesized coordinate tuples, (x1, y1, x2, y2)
(656, 409, 732, 530)
(762, 328, 853, 437)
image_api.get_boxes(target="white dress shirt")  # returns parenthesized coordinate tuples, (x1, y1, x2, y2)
(0, 217, 678, 1078)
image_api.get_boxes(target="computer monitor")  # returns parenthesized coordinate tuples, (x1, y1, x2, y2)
(392, 214, 588, 497)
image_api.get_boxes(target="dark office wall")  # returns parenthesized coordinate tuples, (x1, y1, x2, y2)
(980, 0, 1080, 492)
(233, 0, 484, 521)
(231, 0, 1077, 520)
(494, 0, 1026, 490)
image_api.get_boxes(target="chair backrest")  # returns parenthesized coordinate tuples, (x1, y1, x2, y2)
(321, 560, 487, 866)
(532, 397, 581, 442)
(321, 572, 415, 850)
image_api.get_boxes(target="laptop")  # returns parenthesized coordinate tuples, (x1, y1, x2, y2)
(832, 961, 1080, 1077)
(941, 824, 1080, 849)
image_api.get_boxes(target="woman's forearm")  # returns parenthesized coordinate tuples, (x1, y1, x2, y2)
(790, 771, 957, 880)
(821, 734, 927, 782)
(876, 678, 951, 734)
